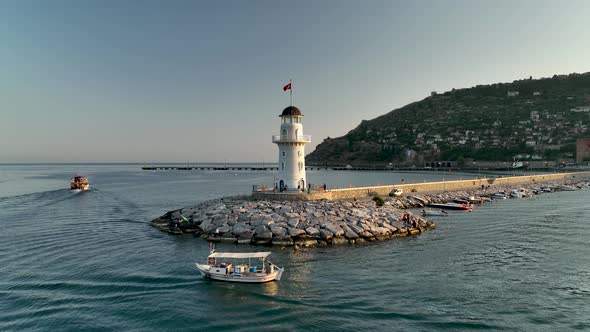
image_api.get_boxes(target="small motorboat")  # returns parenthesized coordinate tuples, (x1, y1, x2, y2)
(467, 196, 484, 204)
(491, 192, 507, 199)
(195, 247, 284, 283)
(557, 185, 576, 191)
(421, 209, 448, 217)
(70, 176, 90, 191)
(427, 203, 473, 211)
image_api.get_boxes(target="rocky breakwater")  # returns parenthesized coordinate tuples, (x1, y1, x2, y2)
(387, 178, 590, 209)
(151, 197, 435, 247)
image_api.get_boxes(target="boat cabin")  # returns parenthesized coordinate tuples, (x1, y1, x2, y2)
(206, 251, 275, 276)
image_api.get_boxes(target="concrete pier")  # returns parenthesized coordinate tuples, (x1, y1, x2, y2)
(252, 171, 590, 201)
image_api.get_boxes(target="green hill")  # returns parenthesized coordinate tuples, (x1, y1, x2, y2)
(307, 72, 590, 165)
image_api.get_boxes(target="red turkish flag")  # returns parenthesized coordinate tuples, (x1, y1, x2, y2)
(283, 83, 291, 91)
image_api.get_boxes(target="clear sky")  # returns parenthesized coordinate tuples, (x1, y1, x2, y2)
(1, 0, 589, 163)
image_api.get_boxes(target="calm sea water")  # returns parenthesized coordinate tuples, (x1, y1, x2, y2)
(1, 164, 589, 331)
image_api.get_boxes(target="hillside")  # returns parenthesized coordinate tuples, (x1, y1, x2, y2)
(307, 72, 590, 165)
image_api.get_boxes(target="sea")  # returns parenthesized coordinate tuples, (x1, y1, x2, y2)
(1, 164, 589, 331)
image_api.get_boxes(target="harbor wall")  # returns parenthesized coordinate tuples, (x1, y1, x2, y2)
(252, 171, 590, 201)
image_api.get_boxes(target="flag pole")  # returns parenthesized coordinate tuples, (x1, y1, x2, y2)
(290, 78, 293, 106)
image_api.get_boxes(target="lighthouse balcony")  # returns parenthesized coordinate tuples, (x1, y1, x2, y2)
(272, 135, 311, 143)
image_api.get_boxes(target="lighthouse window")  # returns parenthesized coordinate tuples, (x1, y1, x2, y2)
(298, 150, 301, 157)
(282, 129, 287, 139)
(281, 162, 285, 170)
(298, 162, 303, 171)
(282, 151, 286, 157)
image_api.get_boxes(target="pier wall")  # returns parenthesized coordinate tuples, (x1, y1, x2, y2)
(252, 171, 590, 201)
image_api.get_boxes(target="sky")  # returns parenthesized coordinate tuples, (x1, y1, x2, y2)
(1, 0, 589, 163)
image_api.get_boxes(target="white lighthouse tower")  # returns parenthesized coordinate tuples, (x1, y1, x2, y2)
(272, 106, 311, 192)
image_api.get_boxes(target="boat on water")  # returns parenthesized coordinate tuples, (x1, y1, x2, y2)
(195, 249, 284, 283)
(453, 198, 471, 205)
(427, 203, 473, 211)
(70, 176, 90, 191)
(491, 192, 507, 199)
(421, 209, 448, 216)
(557, 185, 576, 191)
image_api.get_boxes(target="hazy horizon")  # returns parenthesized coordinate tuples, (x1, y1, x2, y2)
(2, 0, 590, 163)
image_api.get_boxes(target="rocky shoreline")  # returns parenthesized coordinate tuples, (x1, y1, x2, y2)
(150, 178, 589, 247)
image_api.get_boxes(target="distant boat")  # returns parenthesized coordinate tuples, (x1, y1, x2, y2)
(195, 249, 284, 283)
(427, 203, 472, 211)
(70, 176, 90, 191)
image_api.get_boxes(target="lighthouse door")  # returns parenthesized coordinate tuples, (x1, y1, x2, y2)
(299, 179, 305, 191)
(279, 180, 284, 192)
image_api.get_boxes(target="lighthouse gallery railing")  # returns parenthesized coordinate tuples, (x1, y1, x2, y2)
(272, 135, 311, 143)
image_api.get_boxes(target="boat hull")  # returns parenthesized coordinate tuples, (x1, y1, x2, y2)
(427, 203, 472, 211)
(195, 264, 283, 283)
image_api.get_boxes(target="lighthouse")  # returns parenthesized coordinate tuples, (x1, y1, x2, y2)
(272, 106, 311, 192)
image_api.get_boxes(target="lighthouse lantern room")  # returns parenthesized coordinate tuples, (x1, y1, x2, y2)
(272, 106, 311, 192)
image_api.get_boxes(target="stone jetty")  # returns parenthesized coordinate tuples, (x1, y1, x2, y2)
(151, 176, 590, 247)
(151, 197, 434, 247)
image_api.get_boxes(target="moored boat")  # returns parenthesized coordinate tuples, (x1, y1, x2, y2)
(557, 185, 576, 191)
(195, 249, 284, 283)
(427, 203, 473, 211)
(70, 176, 90, 191)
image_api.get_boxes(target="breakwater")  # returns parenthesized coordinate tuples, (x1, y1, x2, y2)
(253, 171, 590, 201)
(151, 173, 590, 247)
(152, 197, 435, 247)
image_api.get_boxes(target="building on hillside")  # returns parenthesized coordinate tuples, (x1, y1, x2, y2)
(507, 91, 519, 97)
(570, 106, 590, 113)
(576, 138, 590, 162)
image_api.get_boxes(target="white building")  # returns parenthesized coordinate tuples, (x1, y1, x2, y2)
(272, 106, 311, 192)
(507, 91, 520, 97)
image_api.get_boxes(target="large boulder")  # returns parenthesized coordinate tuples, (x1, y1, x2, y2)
(270, 225, 288, 237)
(287, 218, 300, 228)
(288, 227, 306, 237)
(323, 223, 345, 237)
(199, 219, 218, 233)
(254, 225, 269, 235)
(216, 225, 232, 234)
(232, 224, 253, 237)
(373, 227, 391, 236)
(296, 237, 318, 247)
(330, 237, 349, 245)
(319, 229, 334, 240)
(305, 227, 320, 237)
(341, 225, 359, 239)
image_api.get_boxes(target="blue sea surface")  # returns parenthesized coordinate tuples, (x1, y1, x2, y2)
(0, 164, 589, 331)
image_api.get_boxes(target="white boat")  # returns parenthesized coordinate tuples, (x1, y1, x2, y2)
(195, 250, 284, 283)
(491, 193, 507, 199)
(421, 209, 448, 216)
(557, 185, 576, 191)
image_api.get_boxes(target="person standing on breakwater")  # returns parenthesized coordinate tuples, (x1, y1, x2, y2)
(323, 183, 327, 192)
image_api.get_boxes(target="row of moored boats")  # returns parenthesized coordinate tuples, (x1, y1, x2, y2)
(421, 182, 588, 217)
